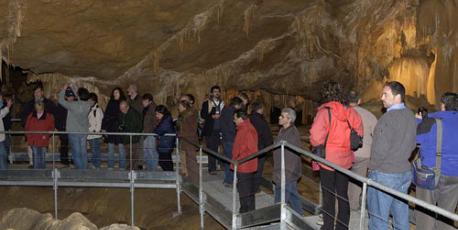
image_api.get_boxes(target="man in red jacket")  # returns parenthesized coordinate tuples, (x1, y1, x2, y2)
(232, 109, 258, 213)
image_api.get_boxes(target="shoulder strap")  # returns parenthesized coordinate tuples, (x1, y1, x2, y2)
(435, 118, 443, 171)
(324, 107, 331, 147)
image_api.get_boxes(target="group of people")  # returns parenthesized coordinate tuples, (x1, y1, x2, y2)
(0, 79, 456, 230)
(309, 81, 458, 230)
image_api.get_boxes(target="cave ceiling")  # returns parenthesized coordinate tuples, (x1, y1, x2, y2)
(1, 0, 457, 104)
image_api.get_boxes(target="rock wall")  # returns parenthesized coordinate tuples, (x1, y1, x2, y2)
(1, 0, 457, 108)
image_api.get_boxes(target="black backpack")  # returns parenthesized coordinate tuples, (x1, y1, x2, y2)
(346, 119, 363, 151)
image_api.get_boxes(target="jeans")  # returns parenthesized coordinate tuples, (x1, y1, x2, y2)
(89, 138, 102, 168)
(144, 136, 158, 171)
(32, 146, 47, 169)
(320, 168, 350, 230)
(415, 175, 458, 230)
(108, 143, 126, 169)
(255, 154, 266, 190)
(159, 150, 174, 171)
(206, 131, 221, 172)
(223, 142, 234, 183)
(367, 170, 412, 230)
(0, 141, 7, 170)
(68, 134, 88, 169)
(275, 181, 302, 214)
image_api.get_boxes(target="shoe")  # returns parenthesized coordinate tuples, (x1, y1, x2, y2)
(28, 165, 33, 169)
(223, 182, 232, 188)
(209, 171, 217, 175)
(316, 214, 323, 226)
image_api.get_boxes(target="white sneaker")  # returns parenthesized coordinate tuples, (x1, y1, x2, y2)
(316, 214, 324, 226)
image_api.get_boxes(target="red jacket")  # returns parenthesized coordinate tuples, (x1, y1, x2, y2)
(231, 120, 258, 173)
(25, 112, 55, 147)
(310, 101, 363, 170)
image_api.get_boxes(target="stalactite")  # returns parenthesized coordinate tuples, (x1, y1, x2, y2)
(216, 0, 225, 25)
(243, 4, 257, 36)
(152, 49, 161, 73)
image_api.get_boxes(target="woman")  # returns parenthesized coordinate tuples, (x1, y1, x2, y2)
(154, 105, 176, 171)
(102, 87, 127, 169)
(25, 102, 55, 169)
(88, 93, 104, 168)
(310, 81, 363, 230)
(177, 100, 199, 184)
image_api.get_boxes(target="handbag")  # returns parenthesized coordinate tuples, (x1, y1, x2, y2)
(312, 107, 331, 158)
(346, 119, 363, 151)
(412, 118, 443, 190)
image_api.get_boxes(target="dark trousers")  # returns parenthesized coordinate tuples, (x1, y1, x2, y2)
(59, 134, 69, 164)
(126, 143, 142, 170)
(237, 172, 256, 213)
(320, 168, 350, 230)
(255, 155, 266, 191)
(206, 131, 221, 172)
(159, 150, 174, 171)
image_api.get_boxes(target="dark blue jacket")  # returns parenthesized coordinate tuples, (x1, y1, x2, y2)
(154, 115, 176, 153)
(417, 111, 458, 176)
(220, 106, 236, 143)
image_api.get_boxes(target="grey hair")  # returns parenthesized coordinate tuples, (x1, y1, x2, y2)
(282, 107, 296, 124)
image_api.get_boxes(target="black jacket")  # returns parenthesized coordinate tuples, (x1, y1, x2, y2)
(250, 112, 273, 150)
(200, 99, 223, 137)
(102, 99, 123, 144)
(54, 104, 68, 131)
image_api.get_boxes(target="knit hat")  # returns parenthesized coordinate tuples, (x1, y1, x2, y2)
(65, 87, 76, 97)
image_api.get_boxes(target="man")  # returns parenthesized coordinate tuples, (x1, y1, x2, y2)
(367, 81, 416, 230)
(347, 91, 377, 211)
(127, 84, 143, 116)
(0, 93, 13, 164)
(119, 100, 143, 170)
(0, 97, 13, 170)
(58, 84, 92, 169)
(142, 93, 158, 170)
(273, 108, 303, 214)
(238, 92, 250, 110)
(232, 109, 258, 213)
(249, 101, 273, 191)
(220, 97, 243, 186)
(200, 85, 224, 174)
(21, 84, 56, 167)
(415, 92, 458, 230)
(54, 87, 75, 166)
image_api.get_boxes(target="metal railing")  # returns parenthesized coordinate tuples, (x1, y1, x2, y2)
(179, 136, 458, 229)
(1, 130, 457, 229)
(0, 130, 180, 228)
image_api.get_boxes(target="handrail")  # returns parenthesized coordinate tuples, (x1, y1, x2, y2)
(283, 141, 458, 222)
(178, 136, 236, 165)
(237, 143, 281, 165)
(1, 130, 176, 136)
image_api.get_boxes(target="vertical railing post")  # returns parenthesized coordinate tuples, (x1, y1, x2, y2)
(359, 182, 368, 230)
(199, 147, 205, 229)
(280, 141, 287, 230)
(129, 134, 135, 227)
(51, 132, 58, 219)
(232, 163, 238, 230)
(175, 136, 182, 215)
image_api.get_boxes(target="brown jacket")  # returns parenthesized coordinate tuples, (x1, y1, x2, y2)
(177, 108, 199, 145)
(143, 103, 157, 133)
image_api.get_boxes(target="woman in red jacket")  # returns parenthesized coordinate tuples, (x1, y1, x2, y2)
(25, 102, 55, 169)
(231, 109, 258, 213)
(310, 81, 363, 230)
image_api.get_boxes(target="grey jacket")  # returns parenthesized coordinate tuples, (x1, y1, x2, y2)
(353, 106, 378, 159)
(273, 125, 303, 184)
(368, 107, 416, 173)
(58, 90, 92, 133)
